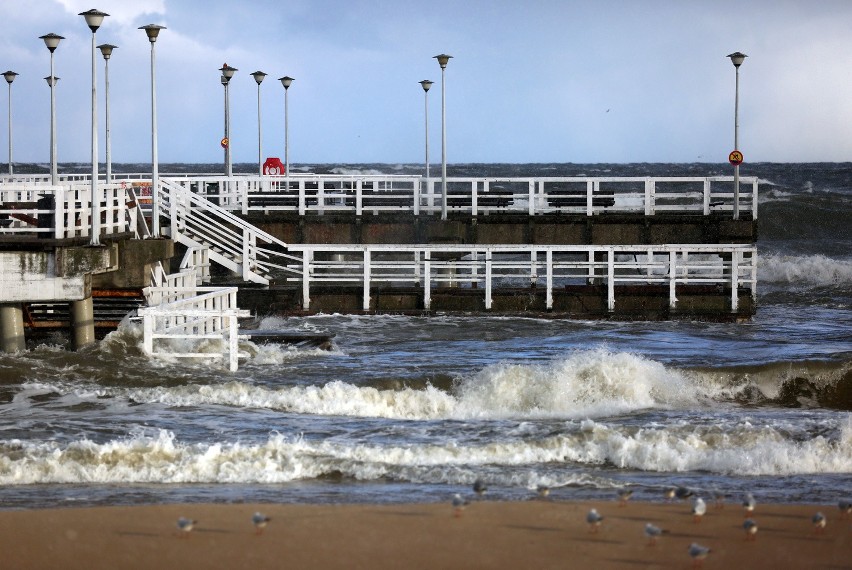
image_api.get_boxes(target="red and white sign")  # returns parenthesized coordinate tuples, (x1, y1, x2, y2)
(263, 157, 285, 175)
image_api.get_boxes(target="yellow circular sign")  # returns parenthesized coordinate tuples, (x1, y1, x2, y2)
(220, 137, 229, 149)
(728, 150, 743, 165)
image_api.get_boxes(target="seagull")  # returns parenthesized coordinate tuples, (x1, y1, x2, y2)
(586, 508, 603, 533)
(473, 478, 487, 498)
(675, 487, 694, 501)
(536, 485, 550, 499)
(743, 518, 758, 541)
(688, 543, 711, 568)
(644, 523, 665, 546)
(617, 489, 633, 507)
(742, 493, 756, 516)
(176, 517, 196, 537)
(692, 497, 707, 523)
(812, 512, 826, 534)
(839, 500, 852, 520)
(452, 493, 469, 518)
(252, 512, 271, 535)
(664, 487, 676, 502)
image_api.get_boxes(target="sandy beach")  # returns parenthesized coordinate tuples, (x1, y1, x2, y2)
(0, 500, 848, 569)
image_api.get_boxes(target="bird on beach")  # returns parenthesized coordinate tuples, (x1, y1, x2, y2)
(643, 522, 666, 546)
(664, 487, 676, 502)
(743, 518, 758, 541)
(839, 500, 852, 520)
(617, 488, 633, 507)
(252, 512, 271, 535)
(688, 543, 711, 568)
(473, 478, 488, 498)
(176, 517, 197, 537)
(692, 497, 707, 523)
(742, 493, 756, 516)
(586, 508, 604, 533)
(452, 493, 469, 518)
(675, 487, 694, 501)
(536, 484, 550, 499)
(812, 512, 827, 534)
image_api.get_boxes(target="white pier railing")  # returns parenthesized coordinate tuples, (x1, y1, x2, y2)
(0, 182, 141, 238)
(140, 254, 250, 372)
(177, 174, 759, 219)
(284, 243, 757, 313)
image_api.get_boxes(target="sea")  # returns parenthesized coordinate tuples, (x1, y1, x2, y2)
(0, 162, 850, 510)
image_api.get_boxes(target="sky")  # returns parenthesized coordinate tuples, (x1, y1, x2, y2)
(1, 0, 851, 165)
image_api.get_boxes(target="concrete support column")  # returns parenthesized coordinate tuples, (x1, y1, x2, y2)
(71, 297, 96, 350)
(0, 304, 26, 353)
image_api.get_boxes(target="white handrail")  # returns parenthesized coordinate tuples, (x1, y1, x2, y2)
(281, 243, 757, 313)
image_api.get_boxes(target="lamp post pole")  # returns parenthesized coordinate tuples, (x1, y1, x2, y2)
(419, 80, 433, 190)
(80, 10, 108, 246)
(220, 64, 237, 177)
(728, 51, 746, 221)
(40, 33, 63, 186)
(433, 54, 452, 220)
(279, 76, 294, 187)
(98, 44, 116, 184)
(3, 71, 17, 175)
(140, 24, 165, 238)
(251, 71, 267, 175)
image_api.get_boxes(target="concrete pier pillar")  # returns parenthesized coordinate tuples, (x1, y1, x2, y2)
(71, 297, 96, 350)
(0, 304, 26, 353)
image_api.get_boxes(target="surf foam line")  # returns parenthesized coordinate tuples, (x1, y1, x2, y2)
(108, 350, 723, 420)
(24, 349, 845, 420)
(0, 417, 850, 485)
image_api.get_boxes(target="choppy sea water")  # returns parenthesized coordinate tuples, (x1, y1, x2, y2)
(0, 162, 849, 510)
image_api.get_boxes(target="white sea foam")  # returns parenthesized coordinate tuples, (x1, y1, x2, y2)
(21, 350, 765, 421)
(758, 253, 852, 286)
(1, 415, 849, 485)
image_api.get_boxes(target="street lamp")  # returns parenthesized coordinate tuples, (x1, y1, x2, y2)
(140, 24, 165, 237)
(251, 71, 267, 175)
(728, 51, 746, 221)
(80, 9, 109, 247)
(419, 80, 433, 186)
(40, 33, 63, 186)
(278, 76, 294, 187)
(220, 64, 237, 177)
(433, 54, 452, 220)
(97, 44, 116, 184)
(3, 71, 17, 175)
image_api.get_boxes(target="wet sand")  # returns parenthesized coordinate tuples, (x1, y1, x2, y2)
(0, 500, 848, 569)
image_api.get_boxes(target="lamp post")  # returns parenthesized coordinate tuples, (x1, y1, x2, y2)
(140, 24, 165, 237)
(251, 71, 267, 175)
(418, 80, 433, 186)
(433, 54, 452, 220)
(220, 64, 237, 177)
(97, 44, 116, 184)
(278, 76, 294, 187)
(3, 71, 17, 175)
(80, 9, 108, 247)
(728, 51, 746, 221)
(40, 33, 63, 186)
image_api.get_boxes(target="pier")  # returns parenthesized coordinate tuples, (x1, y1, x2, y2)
(0, 170, 758, 370)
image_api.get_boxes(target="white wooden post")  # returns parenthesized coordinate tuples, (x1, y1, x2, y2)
(669, 250, 678, 308)
(471, 180, 478, 217)
(645, 178, 653, 216)
(413, 177, 421, 216)
(607, 248, 615, 312)
(731, 249, 740, 312)
(587, 180, 595, 216)
(356, 179, 363, 216)
(546, 249, 553, 310)
(363, 248, 371, 312)
(530, 250, 538, 287)
(703, 179, 711, 215)
(529, 180, 536, 216)
(423, 250, 431, 310)
(302, 249, 311, 310)
(485, 249, 492, 310)
(298, 180, 306, 216)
